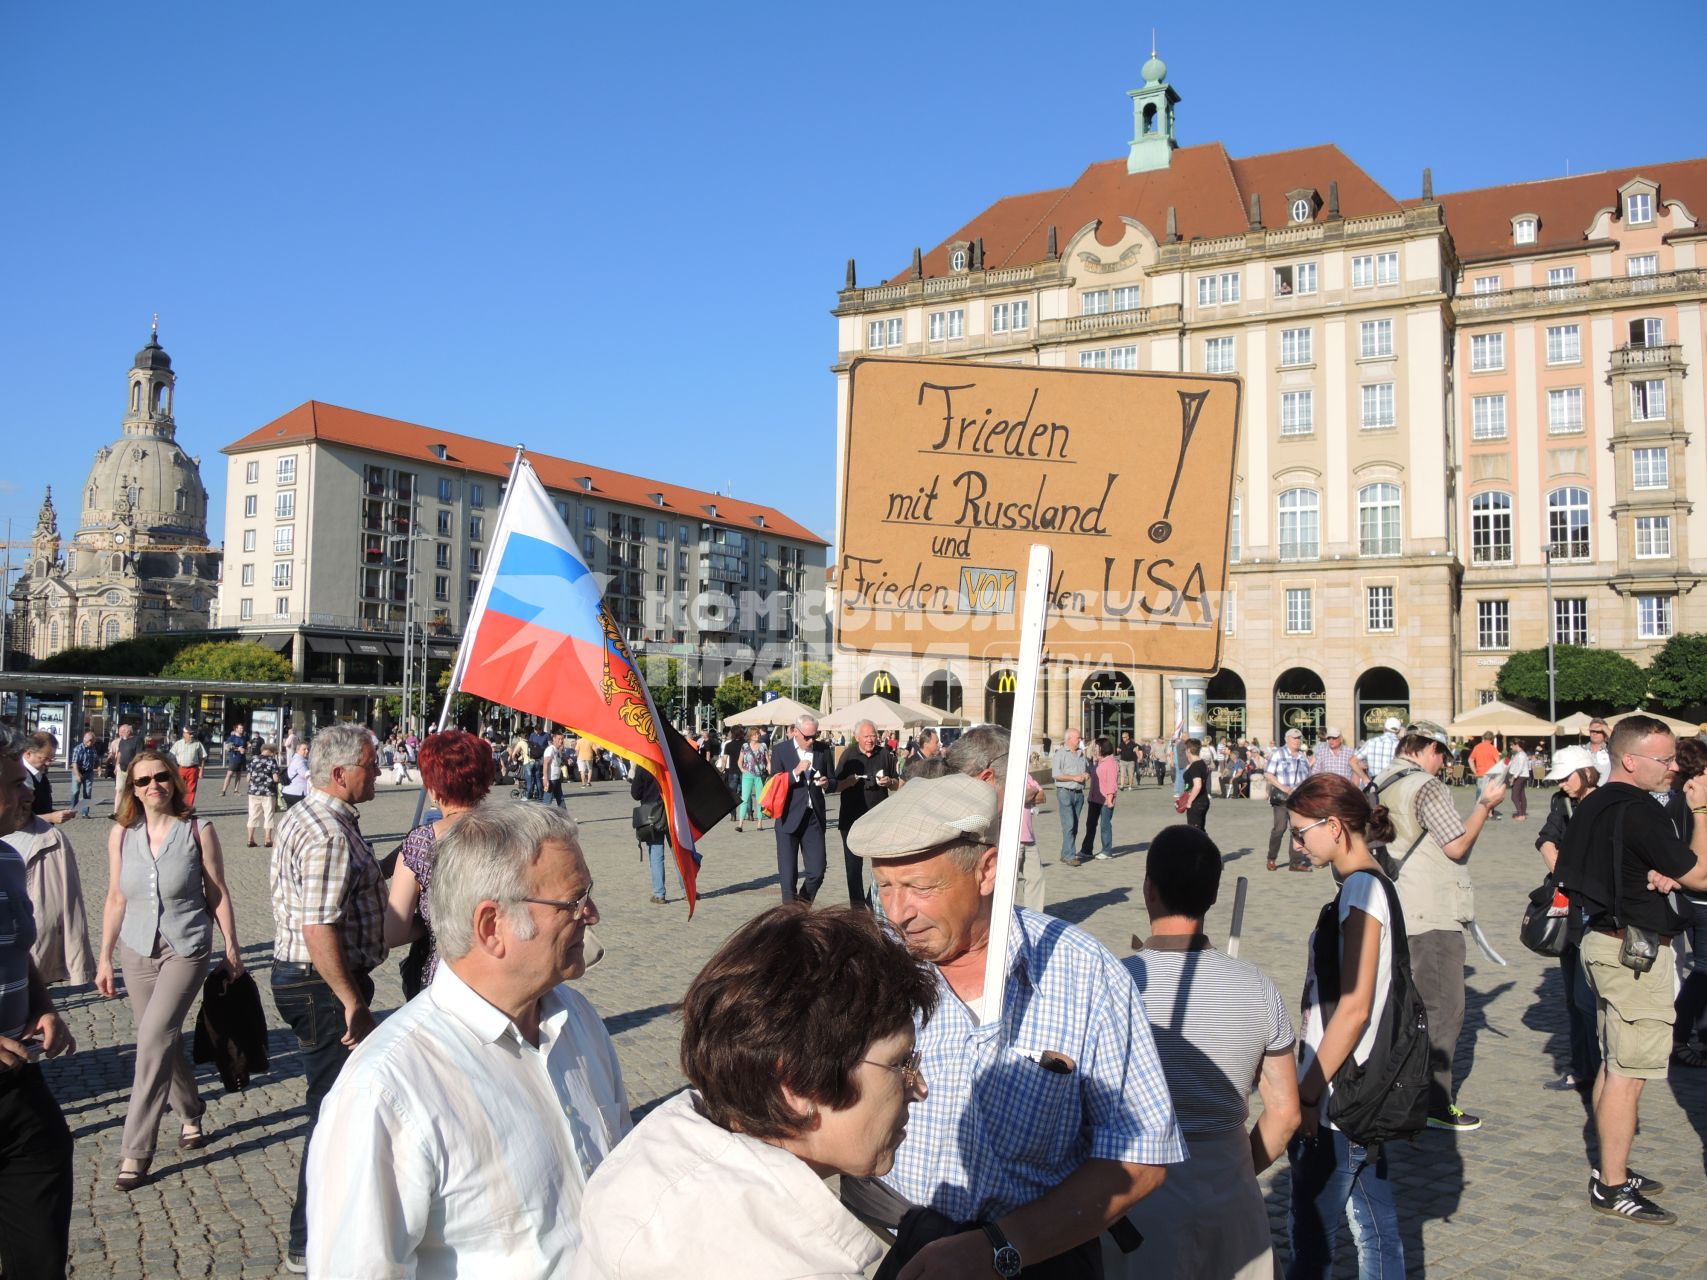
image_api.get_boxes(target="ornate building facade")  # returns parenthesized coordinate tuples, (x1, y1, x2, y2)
(8, 328, 222, 660)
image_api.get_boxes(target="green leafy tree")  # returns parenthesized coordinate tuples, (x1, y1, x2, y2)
(159, 641, 294, 684)
(713, 676, 760, 721)
(1645, 633, 1707, 714)
(1496, 644, 1648, 714)
(33, 633, 201, 676)
(642, 657, 684, 726)
(762, 661, 832, 711)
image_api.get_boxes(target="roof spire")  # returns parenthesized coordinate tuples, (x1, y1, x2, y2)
(150, 313, 158, 341)
(1151, 28, 1156, 58)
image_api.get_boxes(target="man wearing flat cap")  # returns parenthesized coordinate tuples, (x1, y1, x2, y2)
(843, 775, 1182, 1278)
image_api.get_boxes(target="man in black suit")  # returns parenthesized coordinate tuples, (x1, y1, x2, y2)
(768, 714, 835, 902)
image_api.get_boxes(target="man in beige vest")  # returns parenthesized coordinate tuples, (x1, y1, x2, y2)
(1371, 720, 1504, 1133)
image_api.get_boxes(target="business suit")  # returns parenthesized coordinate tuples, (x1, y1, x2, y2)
(769, 735, 834, 902)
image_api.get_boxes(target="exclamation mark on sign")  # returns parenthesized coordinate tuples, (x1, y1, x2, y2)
(1149, 389, 1210, 544)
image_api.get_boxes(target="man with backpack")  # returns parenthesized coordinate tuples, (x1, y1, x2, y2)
(524, 724, 549, 801)
(1370, 720, 1504, 1133)
(1559, 715, 1707, 1226)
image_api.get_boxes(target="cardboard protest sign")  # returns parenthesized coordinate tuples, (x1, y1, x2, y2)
(838, 358, 1241, 672)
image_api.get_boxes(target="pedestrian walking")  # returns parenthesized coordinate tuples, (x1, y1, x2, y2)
(246, 742, 280, 847)
(1181, 738, 1212, 833)
(218, 724, 246, 798)
(1264, 729, 1314, 871)
(1118, 731, 1138, 791)
(281, 741, 311, 810)
(768, 715, 833, 903)
(111, 723, 142, 808)
(1079, 735, 1119, 858)
(1311, 727, 1357, 781)
(544, 732, 568, 808)
(1052, 728, 1090, 866)
(170, 726, 207, 809)
(1509, 740, 1532, 820)
(735, 728, 768, 832)
(10, 781, 96, 989)
(94, 750, 242, 1189)
(1534, 745, 1601, 1092)
(69, 729, 101, 818)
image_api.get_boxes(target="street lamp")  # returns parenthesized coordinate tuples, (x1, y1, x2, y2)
(1544, 539, 1556, 756)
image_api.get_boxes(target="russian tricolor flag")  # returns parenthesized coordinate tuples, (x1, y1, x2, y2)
(452, 456, 731, 912)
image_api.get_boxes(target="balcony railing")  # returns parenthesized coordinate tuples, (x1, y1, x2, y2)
(1039, 304, 1183, 340)
(1455, 269, 1707, 319)
(1609, 342, 1684, 373)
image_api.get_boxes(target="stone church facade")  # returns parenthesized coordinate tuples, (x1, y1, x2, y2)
(8, 328, 221, 660)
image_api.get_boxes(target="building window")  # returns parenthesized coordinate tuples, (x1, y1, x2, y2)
(1470, 491, 1513, 564)
(436, 509, 452, 536)
(1638, 595, 1674, 639)
(1081, 290, 1110, 316)
(1285, 588, 1313, 633)
(1514, 217, 1537, 244)
(1280, 327, 1312, 366)
(434, 543, 451, 570)
(1359, 319, 1394, 359)
(1554, 598, 1588, 646)
(867, 318, 904, 349)
(582, 507, 596, 529)
(1197, 272, 1240, 306)
(1477, 600, 1511, 649)
(468, 548, 483, 573)
(435, 477, 452, 502)
(1352, 255, 1374, 288)
(1277, 488, 1320, 561)
(1367, 585, 1395, 633)
(1357, 483, 1402, 557)
(583, 533, 596, 560)
(1547, 387, 1584, 434)
(469, 483, 485, 508)
(1632, 446, 1669, 490)
(467, 578, 479, 601)
(1627, 192, 1653, 224)
(274, 526, 294, 554)
(270, 597, 287, 619)
(1628, 253, 1659, 278)
(272, 562, 292, 588)
(1229, 496, 1240, 564)
(242, 529, 256, 552)
(245, 461, 259, 484)
(1472, 275, 1501, 294)
(1204, 337, 1235, 374)
(1109, 345, 1138, 370)
(1630, 317, 1664, 347)
(990, 300, 1030, 332)
(244, 495, 258, 518)
(928, 309, 965, 340)
(434, 575, 449, 602)
(1635, 515, 1672, 559)
(1274, 262, 1317, 295)
(1079, 350, 1109, 369)
(240, 563, 255, 586)
(1280, 390, 1314, 436)
(1548, 486, 1592, 561)
(1547, 266, 1577, 286)
(1291, 198, 1312, 224)
(1545, 323, 1581, 364)
(950, 248, 967, 271)
(274, 492, 295, 519)
(1376, 251, 1398, 284)
(1222, 589, 1236, 636)
(1631, 380, 1667, 421)
(470, 516, 483, 540)
(1361, 382, 1396, 429)
(1471, 394, 1507, 440)
(1470, 333, 1505, 371)
(1112, 285, 1140, 311)
(239, 598, 253, 621)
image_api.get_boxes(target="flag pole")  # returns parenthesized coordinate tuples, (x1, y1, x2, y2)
(411, 444, 529, 828)
(981, 544, 1052, 1026)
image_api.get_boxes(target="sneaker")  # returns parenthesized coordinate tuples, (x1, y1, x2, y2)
(1589, 1175, 1676, 1225)
(1543, 1073, 1586, 1091)
(1094, 851, 1113, 861)
(1427, 1105, 1482, 1132)
(285, 1252, 308, 1274)
(1593, 1167, 1666, 1195)
(1060, 856, 1086, 868)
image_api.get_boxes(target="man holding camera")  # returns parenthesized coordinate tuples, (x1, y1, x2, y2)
(1560, 715, 1707, 1226)
(832, 718, 898, 908)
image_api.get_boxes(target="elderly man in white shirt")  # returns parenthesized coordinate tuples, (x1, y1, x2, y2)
(306, 801, 629, 1279)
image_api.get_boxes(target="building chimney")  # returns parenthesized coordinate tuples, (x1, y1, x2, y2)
(1327, 181, 1341, 221)
(1248, 194, 1262, 231)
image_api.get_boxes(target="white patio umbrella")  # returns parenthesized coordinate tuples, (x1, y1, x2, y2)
(722, 696, 816, 728)
(820, 694, 935, 732)
(1611, 709, 1704, 738)
(1446, 699, 1559, 737)
(1555, 710, 1596, 735)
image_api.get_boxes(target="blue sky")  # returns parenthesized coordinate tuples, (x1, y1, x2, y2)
(3, 3, 1704, 557)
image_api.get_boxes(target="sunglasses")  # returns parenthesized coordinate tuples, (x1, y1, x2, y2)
(132, 771, 174, 789)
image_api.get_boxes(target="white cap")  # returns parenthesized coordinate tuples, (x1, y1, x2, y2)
(1545, 745, 1596, 782)
(1385, 717, 1403, 732)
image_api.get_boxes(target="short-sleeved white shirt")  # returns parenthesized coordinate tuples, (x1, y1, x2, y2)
(1297, 871, 1393, 1128)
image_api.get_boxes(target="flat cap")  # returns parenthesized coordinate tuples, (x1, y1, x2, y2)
(845, 774, 998, 860)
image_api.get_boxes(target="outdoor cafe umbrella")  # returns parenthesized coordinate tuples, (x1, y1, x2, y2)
(1555, 710, 1596, 735)
(722, 696, 816, 728)
(819, 694, 937, 732)
(1445, 700, 1560, 738)
(1611, 709, 1703, 738)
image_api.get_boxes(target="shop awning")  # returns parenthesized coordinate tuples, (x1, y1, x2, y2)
(307, 637, 351, 655)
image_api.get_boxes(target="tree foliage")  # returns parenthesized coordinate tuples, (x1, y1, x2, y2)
(32, 633, 201, 676)
(713, 676, 760, 720)
(1496, 645, 1647, 714)
(159, 641, 294, 684)
(1643, 633, 1707, 714)
(763, 661, 832, 712)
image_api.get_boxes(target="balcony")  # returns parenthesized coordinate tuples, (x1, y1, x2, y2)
(1455, 269, 1707, 320)
(1039, 304, 1183, 341)
(1609, 342, 1685, 375)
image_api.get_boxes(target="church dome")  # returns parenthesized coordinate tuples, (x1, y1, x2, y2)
(133, 333, 173, 372)
(80, 435, 211, 543)
(1141, 54, 1167, 84)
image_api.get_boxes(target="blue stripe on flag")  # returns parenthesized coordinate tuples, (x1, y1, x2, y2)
(485, 533, 604, 644)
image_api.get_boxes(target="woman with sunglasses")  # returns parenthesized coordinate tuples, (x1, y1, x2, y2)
(95, 750, 242, 1190)
(573, 904, 935, 1279)
(1282, 772, 1405, 1280)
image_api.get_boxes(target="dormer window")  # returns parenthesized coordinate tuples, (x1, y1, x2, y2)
(1627, 192, 1653, 224)
(1291, 199, 1310, 224)
(950, 248, 968, 272)
(1285, 189, 1319, 224)
(1513, 216, 1538, 245)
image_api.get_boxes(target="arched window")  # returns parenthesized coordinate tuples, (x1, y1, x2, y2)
(1548, 486, 1591, 561)
(1143, 103, 1158, 134)
(130, 383, 141, 411)
(1357, 483, 1402, 557)
(103, 619, 120, 645)
(152, 383, 167, 413)
(49, 620, 59, 650)
(1277, 488, 1319, 561)
(78, 620, 91, 646)
(1470, 491, 1513, 564)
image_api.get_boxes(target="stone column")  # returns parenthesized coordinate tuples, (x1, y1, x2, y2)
(1168, 675, 1208, 740)
(1045, 662, 1069, 743)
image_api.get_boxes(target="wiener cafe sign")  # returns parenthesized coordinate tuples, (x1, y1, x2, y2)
(838, 358, 1241, 673)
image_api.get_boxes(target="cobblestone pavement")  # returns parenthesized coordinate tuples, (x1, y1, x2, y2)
(33, 767, 1707, 1277)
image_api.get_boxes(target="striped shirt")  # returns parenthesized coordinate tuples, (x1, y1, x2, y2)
(1355, 730, 1400, 778)
(1125, 939, 1294, 1136)
(882, 909, 1184, 1222)
(0, 838, 37, 1041)
(270, 789, 387, 969)
(307, 959, 630, 1279)
(1265, 746, 1313, 793)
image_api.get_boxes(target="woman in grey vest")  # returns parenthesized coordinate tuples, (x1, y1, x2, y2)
(95, 750, 243, 1190)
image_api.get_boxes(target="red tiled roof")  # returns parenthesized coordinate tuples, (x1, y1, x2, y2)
(1421, 156, 1707, 261)
(223, 402, 828, 546)
(892, 142, 1403, 280)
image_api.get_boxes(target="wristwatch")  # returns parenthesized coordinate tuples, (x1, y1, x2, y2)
(980, 1222, 1022, 1278)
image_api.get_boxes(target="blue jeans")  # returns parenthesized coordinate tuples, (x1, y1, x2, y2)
(525, 761, 543, 801)
(1056, 788, 1085, 858)
(646, 842, 676, 899)
(68, 774, 94, 815)
(1286, 1128, 1405, 1280)
(1078, 802, 1114, 856)
(273, 963, 375, 1256)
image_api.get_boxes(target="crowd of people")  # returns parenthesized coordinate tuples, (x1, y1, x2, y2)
(2, 706, 1707, 1277)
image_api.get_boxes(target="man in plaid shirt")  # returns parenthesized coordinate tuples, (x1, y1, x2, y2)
(269, 722, 386, 1273)
(1264, 728, 1315, 871)
(1351, 716, 1404, 791)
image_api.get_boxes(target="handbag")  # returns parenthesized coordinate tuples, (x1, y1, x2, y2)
(1519, 874, 1570, 957)
(759, 770, 792, 820)
(631, 797, 668, 844)
(1174, 792, 1190, 814)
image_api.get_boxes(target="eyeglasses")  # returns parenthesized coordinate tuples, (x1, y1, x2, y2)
(132, 771, 174, 789)
(1289, 815, 1334, 847)
(522, 887, 596, 921)
(862, 1048, 925, 1093)
(1630, 752, 1677, 767)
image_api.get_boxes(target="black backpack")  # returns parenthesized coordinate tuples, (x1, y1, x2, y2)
(1307, 870, 1431, 1146)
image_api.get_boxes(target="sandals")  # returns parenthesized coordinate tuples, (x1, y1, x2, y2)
(115, 1158, 151, 1191)
(1672, 1042, 1707, 1069)
(179, 1122, 210, 1150)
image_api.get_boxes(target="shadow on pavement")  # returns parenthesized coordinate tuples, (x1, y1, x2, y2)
(1047, 887, 1134, 927)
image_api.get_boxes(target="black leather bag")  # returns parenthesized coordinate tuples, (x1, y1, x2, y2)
(631, 797, 667, 844)
(1520, 875, 1570, 958)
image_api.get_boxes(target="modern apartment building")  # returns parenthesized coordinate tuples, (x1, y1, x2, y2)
(829, 55, 1706, 744)
(218, 401, 829, 723)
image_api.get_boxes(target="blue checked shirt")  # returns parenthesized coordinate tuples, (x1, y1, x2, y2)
(882, 909, 1184, 1221)
(1356, 731, 1399, 778)
(1265, 746, 1313, 793)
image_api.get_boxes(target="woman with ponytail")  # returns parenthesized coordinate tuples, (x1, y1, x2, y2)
(1282, 773, 1406, 1280)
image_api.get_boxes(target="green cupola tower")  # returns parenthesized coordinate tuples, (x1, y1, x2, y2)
(1127, 44, 1180, 174)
